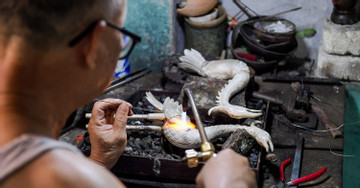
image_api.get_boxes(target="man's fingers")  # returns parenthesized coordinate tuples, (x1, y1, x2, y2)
(114, 103, 130, 131)
(92, 99, 133, 118)
(95, 99, 123, 110)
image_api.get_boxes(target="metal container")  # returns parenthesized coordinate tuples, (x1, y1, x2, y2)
(252, 18, 296, 44)
(184, 6, 227, 56)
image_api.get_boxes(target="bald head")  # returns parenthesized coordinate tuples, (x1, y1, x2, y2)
(0, 0, 124, 49)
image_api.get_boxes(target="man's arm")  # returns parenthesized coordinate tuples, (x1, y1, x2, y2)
(2, 148, 127, 188)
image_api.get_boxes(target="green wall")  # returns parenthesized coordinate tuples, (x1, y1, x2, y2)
(124, 0, 175, 72)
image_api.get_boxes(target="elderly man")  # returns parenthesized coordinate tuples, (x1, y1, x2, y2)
(0, 0, 256, 187)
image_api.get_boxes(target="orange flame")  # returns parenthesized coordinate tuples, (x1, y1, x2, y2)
(165, 118, 196, 130)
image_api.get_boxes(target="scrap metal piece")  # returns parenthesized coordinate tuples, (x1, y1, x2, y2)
(252, 90, 308, 122)
(311, 104, 342, 138)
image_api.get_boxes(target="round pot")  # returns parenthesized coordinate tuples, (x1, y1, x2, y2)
(240, 23, 297, 61)
(252, 18, 296, 44)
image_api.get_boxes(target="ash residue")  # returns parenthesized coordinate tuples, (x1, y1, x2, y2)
(124, 91, 182, 160)
(124, 130, 182, 160)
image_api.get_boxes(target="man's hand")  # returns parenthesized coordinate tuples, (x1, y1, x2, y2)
(196, 149, 257, 188)
(88, 99, 133, 169)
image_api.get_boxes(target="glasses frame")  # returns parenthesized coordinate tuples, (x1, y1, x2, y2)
(68, 20, 141, 59)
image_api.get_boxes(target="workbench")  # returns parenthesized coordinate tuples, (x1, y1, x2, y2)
(61, 71, 346, 187)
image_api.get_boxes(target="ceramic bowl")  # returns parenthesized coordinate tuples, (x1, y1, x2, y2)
(185, 5, 226, 28)
(177, 0, 218, 17)
(189, 8, 218, 23)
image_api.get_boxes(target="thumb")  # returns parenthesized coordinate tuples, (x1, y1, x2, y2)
(114, 103, 129, 132)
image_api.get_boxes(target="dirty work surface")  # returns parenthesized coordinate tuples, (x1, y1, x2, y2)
(60, 73, 345, 188)
(256, 78, 344, 188)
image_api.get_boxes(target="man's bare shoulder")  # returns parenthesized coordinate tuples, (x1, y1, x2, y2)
(3, 148, 126, 188)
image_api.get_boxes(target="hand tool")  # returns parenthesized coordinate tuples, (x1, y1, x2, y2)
(276, 134, 327, 187)
(277, 158, 327, 187)
(252, 88, 308, 123)
(290, 133, 304, 187)
(183, 88, 216, 168)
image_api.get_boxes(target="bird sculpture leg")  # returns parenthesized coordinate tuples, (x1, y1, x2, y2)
(240, 121, 274, 152)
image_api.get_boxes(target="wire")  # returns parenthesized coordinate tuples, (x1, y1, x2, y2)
(278, 115, 351, 134)
(329, 136, 355, 158)
(310, 123, 344, 133)
(275, 115, 359, 157)
(328, 120, 360, 158)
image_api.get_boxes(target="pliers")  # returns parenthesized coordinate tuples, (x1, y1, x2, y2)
(277, 158, 327, 187)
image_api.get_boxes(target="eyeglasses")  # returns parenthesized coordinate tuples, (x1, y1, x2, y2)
(68, 20, 141, 60)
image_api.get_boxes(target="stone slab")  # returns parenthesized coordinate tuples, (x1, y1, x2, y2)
(180, 75, 246, 124)
(316, 44, 360, 81)
(322, 19, 360, 56)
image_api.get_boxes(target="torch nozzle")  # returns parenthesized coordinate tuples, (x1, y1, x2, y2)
(183, 88, 215, 152)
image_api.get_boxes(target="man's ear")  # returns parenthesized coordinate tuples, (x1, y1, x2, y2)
(80, 20, 107, 69)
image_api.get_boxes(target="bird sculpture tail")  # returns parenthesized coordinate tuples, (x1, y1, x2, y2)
(145, 92, 164, 111)
(178, 48, 207, 77)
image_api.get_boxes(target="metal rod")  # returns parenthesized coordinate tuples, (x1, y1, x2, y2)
(237, 0, 259, 17)
(290, 133, 304, 188)
(244, 7, 302, 24)
(261, 75, 341, 85)
(127, 113, 165, 121)
(183, 88, 208, 143)
(264, 101, 271, 129)
(126, 125, 162, 132)
(85, 113, 165, 121)
(233, 0, 254, 18)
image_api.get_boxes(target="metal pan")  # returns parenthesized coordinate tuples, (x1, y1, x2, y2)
(240, 21, 297, 61)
